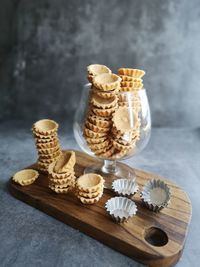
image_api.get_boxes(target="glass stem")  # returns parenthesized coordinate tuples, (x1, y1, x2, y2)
(102, 160, 117, 174)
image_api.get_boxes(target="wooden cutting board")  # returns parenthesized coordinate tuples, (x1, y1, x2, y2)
(9, 150, 192, 267)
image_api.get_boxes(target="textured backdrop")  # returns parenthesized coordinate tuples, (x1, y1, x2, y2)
(0, 0, 200, 127)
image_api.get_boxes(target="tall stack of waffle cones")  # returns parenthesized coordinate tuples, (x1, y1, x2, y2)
(83, 64, 145, 160)
(32, 119, 62, 172)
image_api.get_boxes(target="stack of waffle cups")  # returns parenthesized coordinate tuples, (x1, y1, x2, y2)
(109, 68, 146, 158)
(76, 173, 104, 204)
(32, 119, 62, 172)
(84, 72, 121, 158)
(48, 151, 76, 194)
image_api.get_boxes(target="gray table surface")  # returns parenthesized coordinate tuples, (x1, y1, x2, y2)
(0, 121, 199, 267)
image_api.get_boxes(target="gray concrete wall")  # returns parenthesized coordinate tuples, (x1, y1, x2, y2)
(0, 0, 200, 127)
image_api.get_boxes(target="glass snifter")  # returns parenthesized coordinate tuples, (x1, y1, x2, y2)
(73, 84, 151, 188)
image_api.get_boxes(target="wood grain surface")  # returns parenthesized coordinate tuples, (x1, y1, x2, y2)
(9, 150, 192, 267)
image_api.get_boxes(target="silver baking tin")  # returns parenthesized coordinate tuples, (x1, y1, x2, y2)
(112, 179, 139, 197)
(140, 179, 171, 212)
(105, 196, 137, 223)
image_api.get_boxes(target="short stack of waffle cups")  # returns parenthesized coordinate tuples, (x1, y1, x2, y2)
(32, 119, 62, 173)
(83, 72, 121, 158)
(75, 173, 104, 204)
(48, 151, 76, 194)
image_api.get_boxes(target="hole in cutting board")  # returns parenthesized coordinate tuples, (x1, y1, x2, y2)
(144, 227, 168, 247)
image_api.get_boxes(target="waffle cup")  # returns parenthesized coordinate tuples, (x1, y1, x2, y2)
(49, 178, 75, 194)
(112, 106, 138, 134)
(39, 150, 61, 160)
(76, 173, 104, 193)
(87, 64, 111, 76)
(48, 161, 75, 179)
(95, 147, 116, 159)
(34, 136, 58, 143)
(88, 115, 112, 128)
(49, 174, 76, 185)
(85, 136, 108, 144)
(93, 73, 121, 91)
(87, 139, 110, 150)
(105, 196, 137, 223)
(119, 83, 143, 92)
(85, 120, 110, 133)
(36, 140, 59, 149)
(76, 191, 103, 204)
(112, 179, 138, 197)
(141, 179, 171, 212)
(94, 142, 113, 155)
(53, 151, 76, 174)
(120, 75, 143, 82)
(92, 106, 118, 117)
(33, 131, 58, 140)
(37, 145, 60, 155)
(90, 94, 118, 109)
(84, 127, 108, 138)
(118, 68, 145, 78)
(92, 87, 119, 99)
(33, 119, 58, 136)
(12, 169, 39, 186)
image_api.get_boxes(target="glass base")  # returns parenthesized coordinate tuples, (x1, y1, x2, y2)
(84, 161, 136, 189)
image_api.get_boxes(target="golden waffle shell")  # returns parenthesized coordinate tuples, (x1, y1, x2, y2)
(120, 84, 143, 92)
(85, 136, 108, 144)
(48, 161, 74, 179)
(39, 150, 61, 160)
(92, 106, 117, 117)
(118, 68, 145, 78)
(87, 139, 110, 150)
(33, 119, 58, 136)
(90, 93, 118, 109)
(120, 75, 143, 82)
(34, 136, 58, 143)
(76, 173, 104, 193)
(88, 115, 111, 128)
(36, 140, 59, 149)
(53, 151, 76, 173)
(93, 73, 121, 91)
(92, 87, 119, 99)
(49, 174, 76, 185)
(49, 184, 71, 194)
(94, 143, 113, 155)
(85, 120, 110, 133)
(33, 131, 58, 140)
(38, 156, 59, 164)
(77, 186, 103, 198)
(87, 64, 111, 76)
(96, 146, 116, 159)
(84, 127, 107, 138)
(12, 169, 39, 186)
(77, 191, 103, 204)
(112, 107, 138, 133)
(112, 139, 135, 151)
(37, 145, 60, 155)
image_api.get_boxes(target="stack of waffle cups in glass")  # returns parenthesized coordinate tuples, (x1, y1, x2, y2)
(110, 68, 146, 159)
(32, 119, 62, 173)
(84, 68, 121, 159)
(48, 151, 76, 194)
(76, 174, 104, 204)
(84, 65, 146, 160)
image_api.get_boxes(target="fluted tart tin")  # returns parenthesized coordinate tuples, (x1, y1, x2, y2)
(141, 179, 171, 212)
(105, 196, 137, 223)
(112, 179, 139, 197)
